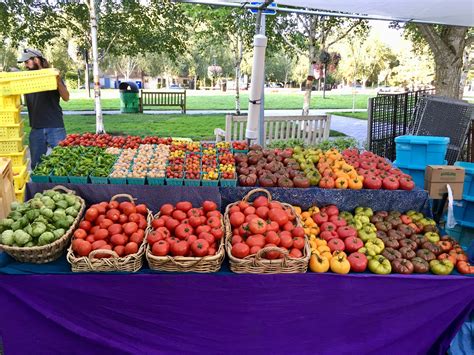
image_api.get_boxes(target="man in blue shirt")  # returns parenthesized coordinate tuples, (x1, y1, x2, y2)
(17, 48, 70, 168)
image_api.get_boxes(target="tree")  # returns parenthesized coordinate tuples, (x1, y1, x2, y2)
(276, 14, 368, 114)
(403, 24, 473, 98)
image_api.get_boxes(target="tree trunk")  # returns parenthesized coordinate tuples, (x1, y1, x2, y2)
(85, 62, 90, 97)
(302, 44, 316, 116)
(434, 59, 463, 98)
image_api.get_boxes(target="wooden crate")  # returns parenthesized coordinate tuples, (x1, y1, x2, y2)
(0, 158, 15, 218)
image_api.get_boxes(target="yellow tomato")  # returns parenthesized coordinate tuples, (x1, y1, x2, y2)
(309, 253, 330, 273)
(330, 255, 351, 274)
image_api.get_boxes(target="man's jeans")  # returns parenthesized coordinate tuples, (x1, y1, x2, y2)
(29, 127, 67, 169)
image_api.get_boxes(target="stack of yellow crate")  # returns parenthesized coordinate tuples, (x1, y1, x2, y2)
(0, 69, 58, 201)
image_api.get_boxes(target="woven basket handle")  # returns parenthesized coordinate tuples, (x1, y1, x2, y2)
(242, 188, 272, 203)
(89, 249, 120, 260)
(51, 185, 76, 195)
(167, 256, 205, 268)
(110, 194, 136, 203)
(253, 246, 289, 266)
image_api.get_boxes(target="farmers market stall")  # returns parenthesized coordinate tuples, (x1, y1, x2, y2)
(0, 182, 473, 354)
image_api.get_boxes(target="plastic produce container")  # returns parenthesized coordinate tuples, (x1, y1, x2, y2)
(395, 135, 449, 168)
(453, 200, 474, 228)
(454, 162, 474, 201)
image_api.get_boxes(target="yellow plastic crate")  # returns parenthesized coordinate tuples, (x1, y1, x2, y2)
(13, 163, 28, 189)
(15, 183, 26, 202)
(0, 95, 21, 109)
(0, 107, 22, 125)
(0, 134, 25, 154)
(0, 120, 24, 139)
(0, 69, 58, 96)
(0, 146, 28, 166)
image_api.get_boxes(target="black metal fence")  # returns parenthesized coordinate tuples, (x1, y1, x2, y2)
(368, 89, 435, 161)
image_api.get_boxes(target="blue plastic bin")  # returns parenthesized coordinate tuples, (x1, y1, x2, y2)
(393, 161, 425, 188)
(454, 162, 474, 201)
(453, 199, 474, 228)
(395, 136, 449, 168)
(445, 224, 474, 251)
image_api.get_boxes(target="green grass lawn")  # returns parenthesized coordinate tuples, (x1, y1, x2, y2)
(58, 92, 371, 111)
(22, 113, 345, 144)
(327, 111, 368, 120)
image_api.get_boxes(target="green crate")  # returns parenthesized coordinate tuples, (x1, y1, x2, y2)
(201, 172, 219, 187)
(232, 149, 248, 154)
(220, 179, 237, 187)
(184, 178, 201, 186)
(109, 177, 127, 185)
(127, 176, 146, 185)
(31, 174, 50, 183)
(166, 178, 183, 186)
(147, 177, 165, 186)
(50, 175, 69, 183)
(90, 176, 109, 184)
(69, 175, 89, 184)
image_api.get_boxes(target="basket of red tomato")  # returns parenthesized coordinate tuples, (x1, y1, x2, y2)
(66, 194, 151, 272)
(224, 188, 310, 273)
(146, 200, 226, 272)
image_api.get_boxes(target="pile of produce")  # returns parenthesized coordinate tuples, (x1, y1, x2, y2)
(236, 145, 415, 190)
(60, 133, 172, 148)
(232, 141, 248, 152)
(148, 200, 223, 257)
(70, 200, 149, 258)
(0, 189, 82, 247)
(300, 205, 472, 274)
(227, 195, 307, 259)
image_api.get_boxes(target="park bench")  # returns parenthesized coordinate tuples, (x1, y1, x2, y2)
(139, 90, 186, 113)
(214, 114, 331, 145)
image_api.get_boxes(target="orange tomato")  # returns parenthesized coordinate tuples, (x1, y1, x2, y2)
(348, 177, 363, 190)
(335, 177, 349, 189)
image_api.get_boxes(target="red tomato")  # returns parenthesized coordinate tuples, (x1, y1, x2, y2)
(280, 234, 293, 249)
(156, 227, 171, 239)
(292, 227, 305, 239)
(85, 207, 99, 222)
(74, 240, 91, 257)
(232, 243, 250, 258)
(191, 239, 210, 257)
(207, 216, 221, 229)
(176, 201, 193, 212)
(282, 221, 295, 232)
(268, 209, 289, 226)
(187, 208, 203, 218)
(206, 210, 221, 218)
(289, 248, 303, 258)
(99, 218, 114, 229)
(208, 247, 216, 256)
(92, 240, 107, 250)
(229, 206, 241, 214)
(130, 232, 144, 244)
(123, 222, 138, 236)
(119, 214, 128, 224)
(86, 235, 95, 243)
(175, 224, 194, 240)
(230, 212, 245, 227)
(136, 204, 148, 215)
(231, 235, 243, 245)
(171, 240, 189, 256)
(124, 242, 139, 255)
(120, 202, 137, 216)
(256, 206, 269, 219)
(266, 221, 280, 232)
(268, 201, 283, 209)
(108, 201, 119, 210)
(172, 210, 187, 221)
(238, 223, 251, 238)
(138, 216, 147, 230)
(74, 229, 87, 240)
(253, 196, 269, 208)
(243, 206, 256, 216)
(248, 218, 267, 234)
(199, 232, 215, 245)
(152, 218, 165, 229)
(265, 231, 280, 246)
(196, 225, 211, 234)
(147, 231, 163, 245)
(250, 246, 262, 255)
(186, 234, 198, 245)
(202, 200, 217, 212)
(110, 234, 127, 246)
(245, 214, 259, 223)
(246, 234, 266, 248)
(128, 213, 141, 223)
(95, 204, 106, 215)
(189, 216, 202, 228)
(114, 245, 125, 257)
(238, 201, 250, 211)
(106, 209, 120, 222)
(210, 227, 224, 240)
(292, 237, 305, 250)
(79, 220, 92, 232)
(160, 204, 174, 216)
(96, 215, 106, 225)
(165, 218, 180, 232)
(152, 240, 170, 256)
(72, 239, 84, 253)
(94, 229, 109, 241)
(264, 244, 283, 260)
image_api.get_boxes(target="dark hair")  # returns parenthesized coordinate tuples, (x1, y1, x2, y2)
(37, 57, 50, 68)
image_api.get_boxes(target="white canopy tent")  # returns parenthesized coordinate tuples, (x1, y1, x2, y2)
(179, 0, 474, 143)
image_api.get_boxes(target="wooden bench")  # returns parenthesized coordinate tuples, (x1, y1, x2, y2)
(139, 90, 186, 113)
(215, 114, 331, 145)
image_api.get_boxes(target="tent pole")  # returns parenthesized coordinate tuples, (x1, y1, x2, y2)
(258, 14, 266, 146)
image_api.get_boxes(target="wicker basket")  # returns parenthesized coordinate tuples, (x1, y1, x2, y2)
(0, 185, 85, 263)
(66, 194, 150, 272)
(224, 188, 310, 274)
(146, 215, 226, 273)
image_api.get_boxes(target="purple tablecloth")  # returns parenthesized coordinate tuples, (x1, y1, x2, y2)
(0, 273, 473, 354)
